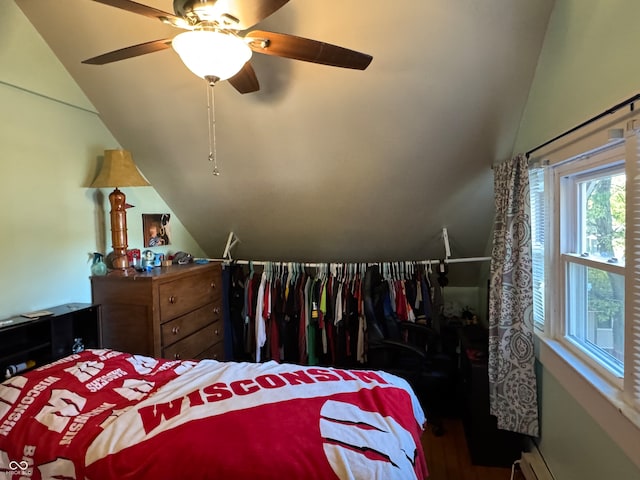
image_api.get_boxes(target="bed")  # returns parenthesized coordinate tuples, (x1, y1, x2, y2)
(0, 349, 428, 479)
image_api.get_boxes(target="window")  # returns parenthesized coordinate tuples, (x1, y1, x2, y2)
(558, 153, 625, 380)
(531, 122, 640, 455)
(531, 144, 629, 375)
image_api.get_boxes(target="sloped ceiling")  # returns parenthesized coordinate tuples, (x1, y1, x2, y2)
(16, 0, 554, 279)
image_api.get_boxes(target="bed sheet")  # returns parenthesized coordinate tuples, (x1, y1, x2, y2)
(0, 349, 427, 479)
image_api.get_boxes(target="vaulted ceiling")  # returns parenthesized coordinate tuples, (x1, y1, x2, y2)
(16, 0, 554, 280)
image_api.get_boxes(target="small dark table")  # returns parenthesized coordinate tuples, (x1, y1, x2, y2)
(0, 303, 101, 379)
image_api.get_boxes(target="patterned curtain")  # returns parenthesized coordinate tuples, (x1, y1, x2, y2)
(488, 154, 539, 437)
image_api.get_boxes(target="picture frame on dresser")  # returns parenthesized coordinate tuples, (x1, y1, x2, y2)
(91, 262, 224, 361)
(142, 213, 171, 247)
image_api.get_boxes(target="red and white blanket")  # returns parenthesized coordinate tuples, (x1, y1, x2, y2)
(0, 350, 427, 479)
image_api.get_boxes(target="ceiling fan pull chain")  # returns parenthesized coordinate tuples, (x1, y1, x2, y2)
(206, 81, 220, 176)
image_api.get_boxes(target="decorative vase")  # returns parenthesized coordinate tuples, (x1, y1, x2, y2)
(91, 252, 107, 276)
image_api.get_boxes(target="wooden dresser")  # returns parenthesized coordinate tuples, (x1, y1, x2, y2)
(91, 262, 224, 361)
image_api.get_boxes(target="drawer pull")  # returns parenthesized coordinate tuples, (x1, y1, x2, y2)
(210, 282, 216, 289)
(214, 329, 219, 336)
(213, 354, 218, 360)
(169, 295, 177, 304)
(171, 326, 180, 335)
(174, 353, 181, 360)
(213, 307, 220, 314)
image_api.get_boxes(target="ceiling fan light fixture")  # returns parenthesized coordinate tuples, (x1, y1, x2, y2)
(172, 29, 252, 81)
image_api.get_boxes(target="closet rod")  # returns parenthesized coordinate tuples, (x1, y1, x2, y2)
(525, 93, 640, 159)
(206, 256, 491, 267)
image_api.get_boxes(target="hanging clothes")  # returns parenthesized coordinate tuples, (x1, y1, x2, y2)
(228, 265, 247, 360)
(298, 273, 309, 364)
(270, 279, 282, 362)
(227, 261, 444, 368)
(282, 272, 300, 363)
(222, 266, 234, 360)
(255, 271, 267, 362)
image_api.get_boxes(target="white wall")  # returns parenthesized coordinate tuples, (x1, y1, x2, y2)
(0, 1, 205, 320)
(515, 0, 640, 478)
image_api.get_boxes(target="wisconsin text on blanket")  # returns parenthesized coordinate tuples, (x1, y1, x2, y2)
(139, 367, 388, 434)
(0, 376, 59, 436)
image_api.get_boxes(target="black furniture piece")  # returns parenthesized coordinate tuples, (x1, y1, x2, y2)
(458, 326, 524, 467)
(363, 266, 455, 435)
(0, 303, 101, 379)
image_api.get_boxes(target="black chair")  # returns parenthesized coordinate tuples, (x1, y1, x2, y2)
(364, 266, 454, 436)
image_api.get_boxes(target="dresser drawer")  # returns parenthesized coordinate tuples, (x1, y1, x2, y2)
(158, 270, 221, 322)
(161, 303, 222, 347)
(194, 340, 225, 361)
(162, 322, 223, 361)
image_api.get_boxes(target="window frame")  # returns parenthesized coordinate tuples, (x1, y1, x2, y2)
(527, 109, 640, 468)
(554, 153, 626, 385)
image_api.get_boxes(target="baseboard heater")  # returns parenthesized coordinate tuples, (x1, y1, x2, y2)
(518, 444, 555, 480)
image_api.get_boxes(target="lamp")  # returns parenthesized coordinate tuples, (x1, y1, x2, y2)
(90, 149, 150, 270)
(172, 28, 252, 83)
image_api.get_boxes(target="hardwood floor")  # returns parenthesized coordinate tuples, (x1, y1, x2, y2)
(421, 418, 525, 480)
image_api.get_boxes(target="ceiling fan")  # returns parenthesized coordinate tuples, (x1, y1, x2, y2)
(83, 0, 374, 93)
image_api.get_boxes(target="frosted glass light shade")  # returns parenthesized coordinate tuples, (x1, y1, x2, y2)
(172, 30, 252, 81)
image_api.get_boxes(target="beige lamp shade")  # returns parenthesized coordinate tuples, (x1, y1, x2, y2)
(90, 149, 150, 188)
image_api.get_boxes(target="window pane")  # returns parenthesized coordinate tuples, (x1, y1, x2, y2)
(566, 261, 624, 376)
(578, 172, 625, 262)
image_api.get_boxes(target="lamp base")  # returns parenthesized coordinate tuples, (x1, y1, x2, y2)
(111, 252, 129, 270)
(108, 187, 130, 270)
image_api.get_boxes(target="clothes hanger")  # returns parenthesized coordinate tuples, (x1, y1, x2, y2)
(286, 262, 292, 286)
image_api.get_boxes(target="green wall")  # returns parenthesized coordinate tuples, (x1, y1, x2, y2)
(516, 1, 640, 478)
(537, 366, 639, 479)
(0, 1, 205, 320)
(515, 0, 640, 153)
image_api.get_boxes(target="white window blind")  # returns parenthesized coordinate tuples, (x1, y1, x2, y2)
(529, 167, 546, 327)
(625, 130, 640, 409)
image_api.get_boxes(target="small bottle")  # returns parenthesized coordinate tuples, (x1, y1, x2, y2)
(5, 360, 36, 379)
(91, 252, 107, 276)
(72, 337, 85, 354)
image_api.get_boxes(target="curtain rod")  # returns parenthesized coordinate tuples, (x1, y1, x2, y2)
(206, 256, 491, 267)
(525, 93, 640, 159)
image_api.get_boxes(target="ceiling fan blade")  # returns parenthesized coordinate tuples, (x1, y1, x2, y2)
(228, 62, 260, 94)
(174, 0, 289, 30)
(92, 0, 187, 28)
(246, 31, 373, 70)
(82, 39, 173, 65)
